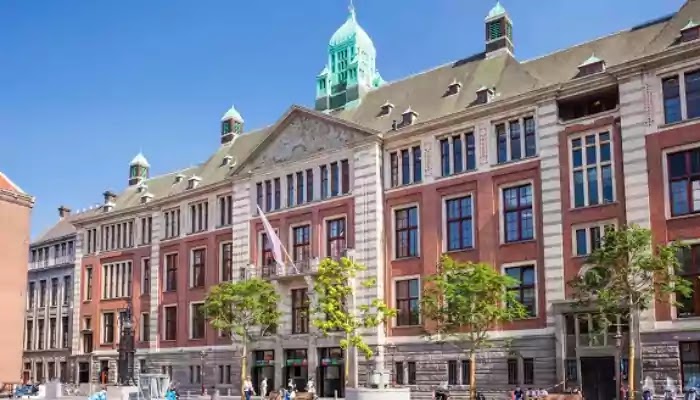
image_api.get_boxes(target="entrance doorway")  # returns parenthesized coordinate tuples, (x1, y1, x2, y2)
(284, 349, 308, 392)
(78, 362, 90, 383)
(318, 348, 344, 398)
(581, 357, 616, 400)
(252, 350, 275, 397)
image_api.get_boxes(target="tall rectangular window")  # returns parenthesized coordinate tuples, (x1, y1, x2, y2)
(395, 279, 420, 326)
(141, 314, 150, 342)
(412, 146, 422, 183)
(273, 178, 281, 210)
(292, 225, 311, 264)
(102, 312, 115, 344)
(191, 249, 205, 288)
(395, 207, 419, 258)
(261, 233, 275, 278)
(165, 254, 178, 292)
(61, 317, 69, 348)
(497, 123, 508, 164)
(390, 152, 399, 188)
(25, 320, 33, 350)
(296, 171, 304, 205)
(51, 278, 58, 306)
(164, 306, 177, 341)
(687, 70, 700, 120)
(221, 242, 233, 282)
(571, 131, 613, 207)
(401, 150, 410, 186)
(677, 245, 700, 318)
(445, 196, 473, 251)
(63, 276, 71, 305)
(306, 169, 314, 201)
(395, 362, 404, 385)
(407, 362, 416, 385)
(256, 182, 263, 210)
(496, 117, 536, 164)
(28, 282, 35, 308)
(681, 342, 700, 389)
(39, 280, 46, 307)
(291, 289, 309, 334)
(523, 358, 534, 385)
(668, 148, 700, 216)
(37, 319, 45, 350)
(524, 117, 536, 157)
(341, 160, 350, 194)
(85, 267, 93, 301)
(448, 360, 458, 385)
(507, 359, 518, 385)
(164, 208, 180, 239)
(49, 318, 57, 348)
(330, 162, 339, 196)
(452, 136, 463, 174)
(461, 360, 471, 385)
(287, 174, 294, 207)
(218, 195, 232, 227)
(503, 184, 534, 243)
(509, 120, 522, 160)
(190, 303, 205, 339)
(505, 265, 536, 317)
(142, 258, 151, 295)
(440, 138, 450, 177)
(320, 166, 329, 199)
(265, 180, 273, 212)
(326, 218, 346, 259)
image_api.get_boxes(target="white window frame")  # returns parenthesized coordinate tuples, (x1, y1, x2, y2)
(659, 66, 700, 124)
(321, 214, 348, 259)
(391, 203, 421, 260)
(101, 311, 115, 345)
(441, 192, 476, 253)
(161, 304, 177, 341)
(501, 260, 539, 319)
(568, 129, 615, 208)
(163, 207, 181, 240)
(140, 312, 150, 342)
(671, 238, 700, 320)
(386, 144, 422, 189)
(141, 257, 150, 295)
(437, 130, 477, 177)
(189, 246, 207, 288)
(571, 220, 617, 257)
(101, 261, 133, 300)
(219, 240, 233, 282)
(216, 194, 233, 227)
(188, 200, 209, 234)
(288, 222, 312, 268)
(391, 275, 422, 327)
(662, 142, 700, 218)
(499, 180, 536, 244)
(189, 301, 205, 340)
(163, 252, 179, 292)
(493, 115, 537, 164)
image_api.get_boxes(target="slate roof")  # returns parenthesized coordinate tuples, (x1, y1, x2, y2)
(33, 216, 77, 245)
(74, 0, 700, 218)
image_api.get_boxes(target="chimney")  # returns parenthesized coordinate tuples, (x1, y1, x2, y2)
(58, 205, 71, 219)
(103, 191, 117, 212)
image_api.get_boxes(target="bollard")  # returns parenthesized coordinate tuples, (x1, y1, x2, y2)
(334, 389, 338, 400)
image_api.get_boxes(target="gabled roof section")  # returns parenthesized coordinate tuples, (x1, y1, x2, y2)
(0, 171, 26, 194)
(232, 105, 379, 176)
(33, 217, 77, 245)
(644, 0, 700, 52)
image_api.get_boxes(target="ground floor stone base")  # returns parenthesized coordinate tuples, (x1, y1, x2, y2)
(22, 350, 72, 383)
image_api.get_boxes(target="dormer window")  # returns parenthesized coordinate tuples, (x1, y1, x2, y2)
(137, 183, 148, 193)
(140, 192, 154, 204)
(475, 86, 495, 104)
(174, 174, 185, 184)
(681, 20, 700, 43)
(187, 176, 202, 190)
(221, 155, 233, 167)
(380, 101, 394, 116)
(446, 79, 462, 96)
(402, 107, 418, 126)
(577, 54, 606, 77)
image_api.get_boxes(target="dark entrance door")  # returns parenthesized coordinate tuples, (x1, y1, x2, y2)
(318, 348, 344, 398)
(78, 362, 90, 384)
(252, 350, 275, 397)
(284, 349, 308, 392)
(581, 357, 616, 400)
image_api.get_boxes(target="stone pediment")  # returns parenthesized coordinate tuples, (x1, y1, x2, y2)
(246, 112, 373, 171)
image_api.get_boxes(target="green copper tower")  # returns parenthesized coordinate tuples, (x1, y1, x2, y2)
(315, 4, 384, 112)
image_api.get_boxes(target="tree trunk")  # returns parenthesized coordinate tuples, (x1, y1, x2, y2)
(469, 351, 477, 400)
(345, 333, 350, 388)
(240, 335, 248, 400)
(628, 308, 636, 400)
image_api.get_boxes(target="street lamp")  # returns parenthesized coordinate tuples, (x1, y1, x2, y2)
(200, 350, 208, 395)
(614, 324, 623, 400)
(118, 300, 135, 386)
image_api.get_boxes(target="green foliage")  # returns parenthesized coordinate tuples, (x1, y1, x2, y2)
(421, 256, 528, 350)
(203, 278, 281, 340)
(569, 225, 691, 322)
(312, 257, 396, 360)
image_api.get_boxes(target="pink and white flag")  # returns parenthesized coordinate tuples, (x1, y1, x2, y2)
(256, 205, 297, 273)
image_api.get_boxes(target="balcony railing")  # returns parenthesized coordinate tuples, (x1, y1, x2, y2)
(257, 258, 319, 280)
(29, 256, 75, 270)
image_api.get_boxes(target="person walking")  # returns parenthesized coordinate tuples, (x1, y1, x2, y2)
(243, 376, 255, 400)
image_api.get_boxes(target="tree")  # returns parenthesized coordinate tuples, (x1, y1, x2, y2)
(311, 256, 396, 388)
(569, 225, 690, 400)
(421, 256, 528, 400)
(203, 278, 281, 400)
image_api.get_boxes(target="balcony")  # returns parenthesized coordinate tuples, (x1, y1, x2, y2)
(257, 258, 319, 281)
(29, 256, 75, 270)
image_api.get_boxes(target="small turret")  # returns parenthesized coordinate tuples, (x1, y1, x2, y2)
(484, 1, 514, 57)
(221, 105, 244, 144)
(129, 152, 150, 186)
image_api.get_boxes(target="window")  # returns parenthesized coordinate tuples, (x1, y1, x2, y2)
(62, 276, 71, 305)
(503, 184, 534, 243)
(165, 254, 178, 292)
(101, 261, 132, 299)
(39, 280, 46, 307)
(507, 359, 518, 385)
(189, 201, 208, 233)
(306, 169, 314, 202)
(395, 279, 420, 326)
(221, 242, 233, 282)
(291, 289, 309, 334)
(326, 218, 347, 259)
(265, 180, 273, 211)
(163, 208, 181, 239)
(292, 225, 311, 264)
(680, 342, 700, 389)
(49, 318, 57, 348)
(86, 228, 98, 254)
(50, 278, 58, 306)
(461, 360, 471, 385)
(191, 249, 205, 288)
(390, 146, 421, 187)
(496, 117, 536, 164)
(407, 362, 416, 385)
(448, 360, 458, 385)
(141, 313, 150, 342)
(688, 71, 700, 120)
(285, 174, 294, 207)
(321, 166, 329, 199)
(440, 132, 476, 177)
(331, 162, 340, 196)
(273, 178, 281, 210)
(25, 320, 33, 350)
(571, 132, 613, 207)
(445, 196, 473, 251)
(395, 207, 419, 258)
(256, 182, 263, 210)
(505, 265, 536, 317)
(85, 267, 93, 301)
(677, 245, 700, 318)
(28, 282, 35, 308)
(141, 216, 152, 245)
(190, 303, 205, 339)
(296, 171, 305, 204)
(141, 258, 150, 295)
(395, 362, 404, 385)
(261, 233, 275, 277)
(37, 319, 45, 349)
(341, 160, 350, 194)
(574, 223, 614, 256)
(100, 220, 135, 251)
(668, 148, 700, 216)
(164, 306, 177, 341)
(662, 70, 700, 124)
(218, 195, 232, 226)
(523, 358, 534, 385)
(102, 312, 115, 344)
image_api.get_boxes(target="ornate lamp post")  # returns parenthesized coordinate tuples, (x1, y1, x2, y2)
(118, 300, 136, 385)
(614, 324, 624, 400)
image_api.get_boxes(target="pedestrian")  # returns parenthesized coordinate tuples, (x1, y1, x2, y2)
(513, 386, 524, 400)
(243, 376, 255, 400)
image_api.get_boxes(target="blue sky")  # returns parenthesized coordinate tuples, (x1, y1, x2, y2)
(0, 0, 685, 238)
